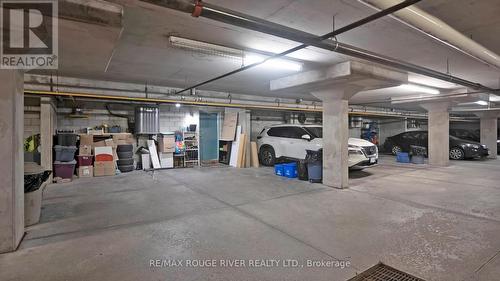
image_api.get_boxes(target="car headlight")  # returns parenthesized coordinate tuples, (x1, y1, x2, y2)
(481, 144, 487, 149)
(348, 150, 363, 155)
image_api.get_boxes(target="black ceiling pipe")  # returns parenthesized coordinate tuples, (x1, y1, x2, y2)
(142, 0, 495, 94)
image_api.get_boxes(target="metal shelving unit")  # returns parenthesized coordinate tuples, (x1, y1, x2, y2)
(183, 131, 200, 167)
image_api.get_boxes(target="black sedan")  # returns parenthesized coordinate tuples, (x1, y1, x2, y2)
(383, 131, 489, 160)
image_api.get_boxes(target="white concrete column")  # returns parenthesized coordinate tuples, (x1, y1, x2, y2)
(40, 97, 55, 181)
(421, 102, 451, 166)
(0, 70, 24, 253)
(312, 85, 362, 189)
(476, 112, 499, 159)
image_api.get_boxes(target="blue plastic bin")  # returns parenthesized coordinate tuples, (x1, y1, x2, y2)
(396, 152, 410, 163)
(283, 162, 298, 178)
(274, 164, 284, 176)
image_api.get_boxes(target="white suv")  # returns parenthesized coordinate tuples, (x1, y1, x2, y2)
(257, 124, 378, 170)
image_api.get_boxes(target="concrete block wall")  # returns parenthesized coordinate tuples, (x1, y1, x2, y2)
(55, 103, 201, 134)
(158, 104, 199, 133)
(56, 109, 129, 133)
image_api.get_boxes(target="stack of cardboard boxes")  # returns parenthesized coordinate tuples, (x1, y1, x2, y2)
(77, 135, 94, 178)
(158, 134, 175, 168)
(78, 133, 134, 177)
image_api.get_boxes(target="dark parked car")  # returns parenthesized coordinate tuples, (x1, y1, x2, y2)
(383, 131, 489, 160)
(450, 129, 480, 142)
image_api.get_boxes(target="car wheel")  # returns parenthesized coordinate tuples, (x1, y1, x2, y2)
(449, 147, 465, 160)
(259, 146, 276, 166)
(391, 145, 402, 155)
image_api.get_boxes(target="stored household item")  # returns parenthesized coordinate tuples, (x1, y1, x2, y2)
(24, 170, 51, 193)
(307, 163, 322, 183)
(76, 155, 93, 166)
(159, 152, 174, 168)
(411, 155, 425, 164)
(79, 134, 93, 146)
(24, 163, 51, 226)
(117, 144, 133, 153)
(117, 158, 134, 166)
(24, 181, 46, 226)
(158, 134, 176, 153)
(118, 164, 134, 173)
(109, 125, 122, 133)
(79, 145, 92, 156)
(53, 160, 77, 179)
(141, 154, 151, 170)
(117, 150, 133, 159)
(135, 106, 160, 134)
(56, 133, 78, 146)
(274, 164, 284, 176)
(94, 161, 115, 176)
(298, 160, 308, 181)
(94, 146, 113, 161)
(396, 152, 410, 163)
(54, 145, 77, 162)
(410, 145, 427, 156)
(305, 149, 323, 164)
(77, 166, 93, 178)
(283, 162, 298, 178)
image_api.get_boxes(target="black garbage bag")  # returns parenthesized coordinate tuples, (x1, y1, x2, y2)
(305, 149, 323, 164)
(24, 170, 52, 193)
(298, 159, 308, 181)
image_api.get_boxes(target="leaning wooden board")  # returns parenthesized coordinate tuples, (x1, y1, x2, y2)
(237, 134, 246, 168)
(250, 142, 259, 168)
(147, 140, 161, 169)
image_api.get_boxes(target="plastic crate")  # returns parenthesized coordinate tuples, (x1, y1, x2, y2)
(76, 155, 93, 166)
(56, 134, 78, 146)
(283, 162, 298, 178)
(396, 152, 410, 163)
(54, 145, 77, 162)
(53, 160, 76, 179)
(274, 164, 284, 176)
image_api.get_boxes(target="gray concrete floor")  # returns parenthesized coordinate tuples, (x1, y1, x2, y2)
(1, 156, 500, 281)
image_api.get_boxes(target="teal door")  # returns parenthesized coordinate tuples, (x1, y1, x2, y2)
(199, 112, 219, 161)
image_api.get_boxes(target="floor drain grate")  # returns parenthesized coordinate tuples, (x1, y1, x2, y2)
(347, 262, 426, 281)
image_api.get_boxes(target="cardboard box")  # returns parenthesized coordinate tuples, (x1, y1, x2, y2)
(79, 145, 92, 156)
(113, 134, 134, 145)
(77, 166, 93, 178)
(158, 135, 175, 153)
(94, 146, 114, 161)
(221, 112, 238, 141)
(159, 152, 173, 168)
(94, 161, 115, 177)
(80, 134, 94, 146)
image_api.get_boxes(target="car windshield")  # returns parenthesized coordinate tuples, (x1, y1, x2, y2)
(305, 127, 322, 138)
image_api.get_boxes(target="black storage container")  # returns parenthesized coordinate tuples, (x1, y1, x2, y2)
(56, 134, 78, 146)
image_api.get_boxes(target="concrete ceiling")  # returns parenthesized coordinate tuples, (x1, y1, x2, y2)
(32, 0, 500, 107)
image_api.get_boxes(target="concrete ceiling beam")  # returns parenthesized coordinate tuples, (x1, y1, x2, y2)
(60, 0, 123, 27)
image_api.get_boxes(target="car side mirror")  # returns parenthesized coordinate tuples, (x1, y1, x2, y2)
(301, 134, 311, 141)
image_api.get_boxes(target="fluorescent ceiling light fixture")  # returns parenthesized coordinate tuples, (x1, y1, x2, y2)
(397, 84, 440, 95)
(243, 54, 302, 71)
(475, 100, 488, 106)
(168, 36, 302, 71)
(169, 36, 243, 60)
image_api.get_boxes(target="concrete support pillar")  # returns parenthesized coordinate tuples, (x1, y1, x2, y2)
(421, 102, 451, 166)
(40, 97, 55, 181)
(0, 70, 24, 253)
(312, 86, 362, 189)
(476, 112, 499, 159)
